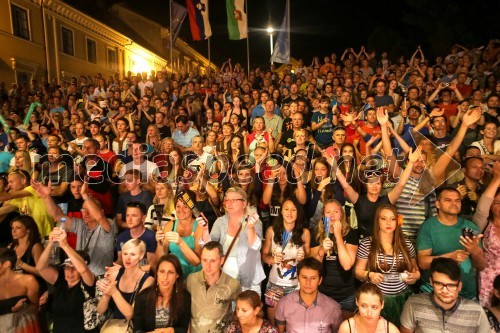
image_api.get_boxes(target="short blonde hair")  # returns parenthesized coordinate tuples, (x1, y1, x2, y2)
(293, 128, 309, 139)
(121, 239, 146, 257)
(224, 187, 248, 201)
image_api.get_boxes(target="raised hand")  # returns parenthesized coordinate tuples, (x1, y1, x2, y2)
(407, 147, 421, 163)
(246, 212, 260, 230)
(461, 108, 481, 126)
(31, 180, 52, 199)
(376, 107, 389, 125)
(332, 220, 342, 238)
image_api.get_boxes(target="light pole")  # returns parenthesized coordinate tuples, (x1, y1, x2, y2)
(267, 26, 274, 64)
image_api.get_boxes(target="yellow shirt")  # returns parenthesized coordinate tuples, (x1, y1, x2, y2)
(8, 186, 54, 238)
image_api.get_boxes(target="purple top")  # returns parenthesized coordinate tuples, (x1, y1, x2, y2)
(275, 290, 342, 333)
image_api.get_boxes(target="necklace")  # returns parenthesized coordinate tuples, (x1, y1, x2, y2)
(376, 247, 396, 273)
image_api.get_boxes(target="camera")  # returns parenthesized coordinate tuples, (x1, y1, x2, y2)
(443, 83, 450, 88)
(461, 227, 476, 239)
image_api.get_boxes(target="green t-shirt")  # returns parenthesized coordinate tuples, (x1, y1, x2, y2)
(417, 216, 480, 300)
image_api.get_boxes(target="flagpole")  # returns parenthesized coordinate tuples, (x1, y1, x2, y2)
(208, 37, 211, 76)
(245, 0, 250, 75)
(169, 0, 173, 74)
(287, 0, 290, 63)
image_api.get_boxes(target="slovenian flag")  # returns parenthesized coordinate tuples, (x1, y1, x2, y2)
(226, 0, 247, 40)
(186, 0, 212, 41)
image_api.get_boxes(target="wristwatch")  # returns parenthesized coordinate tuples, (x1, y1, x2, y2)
(365, 270, 371, 281)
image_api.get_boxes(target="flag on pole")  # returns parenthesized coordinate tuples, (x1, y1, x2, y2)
(226, 0, 247, 40)
(186, 0, 212, 41)
(171, 1, 187, 44)
(271, 0, 290, 64)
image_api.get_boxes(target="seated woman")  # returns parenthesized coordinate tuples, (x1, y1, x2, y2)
(206, 187, 265, 294)
(0, 248, 40, 333)
(36, 227, 96, 332)
(225, 290, 278, 333)
(338, 283, 399, 333)
(97, 239, 154, 321)
(261, 198, 310, 324)
(155, 190, 204, 278)
(133, 254, 191, 333)
(144, 180, 175, 231)
(310, 199, 358, 314)
(8, 216, 43, 279)
(354, 204, 420, 327)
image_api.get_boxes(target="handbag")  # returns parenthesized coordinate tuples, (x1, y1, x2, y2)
(100, 318, 133, 333)
(100, 273, 143, 333)
(101, 319, 133, 333)
(80, 282, 106, 330)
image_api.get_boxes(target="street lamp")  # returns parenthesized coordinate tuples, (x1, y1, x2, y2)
(267, 26, 274, 64)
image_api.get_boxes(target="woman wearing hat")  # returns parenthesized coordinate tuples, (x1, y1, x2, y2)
(36, 227, 97, 332)
(155, 189, 206, 278)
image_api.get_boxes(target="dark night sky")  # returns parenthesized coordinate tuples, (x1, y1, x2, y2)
(68, 0, 499, 69)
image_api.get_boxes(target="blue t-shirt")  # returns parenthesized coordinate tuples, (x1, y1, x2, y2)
(116, 190, 153, 221)
(311, 111, 334, 146)
(116, 229, 157, 254)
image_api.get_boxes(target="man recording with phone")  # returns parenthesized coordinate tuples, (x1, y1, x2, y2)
(417, 186, 486, 301)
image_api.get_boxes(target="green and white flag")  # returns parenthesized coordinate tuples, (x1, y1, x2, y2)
(226, 0, 247, 40)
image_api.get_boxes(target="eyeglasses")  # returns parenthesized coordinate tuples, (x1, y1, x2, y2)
(432, 281, 459, 291)
(223, 198, 245, 204)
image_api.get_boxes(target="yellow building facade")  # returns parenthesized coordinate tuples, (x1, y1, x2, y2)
(0, 0, 213, 85)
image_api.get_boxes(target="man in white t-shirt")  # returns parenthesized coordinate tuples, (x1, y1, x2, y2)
(67, 122, 88, 164)
(118, 141, 159, 191)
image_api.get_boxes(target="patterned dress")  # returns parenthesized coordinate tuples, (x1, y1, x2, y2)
(225, 319, 278, 333)
(479, 223, 500, 307)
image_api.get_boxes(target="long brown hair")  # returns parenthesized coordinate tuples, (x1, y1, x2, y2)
(9, 216, 42, 248)
(368, 204, 413, 272)
(315, 199, 350, 253)
(141, 254, 185, 325)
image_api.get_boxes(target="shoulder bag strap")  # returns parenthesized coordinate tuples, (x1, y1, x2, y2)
(221, 219, 248, 269)
(208, 196, 223, 218)
(83, 228, 97, 253)
(79, 281, 91, 301)
(130, 273, 145, 305)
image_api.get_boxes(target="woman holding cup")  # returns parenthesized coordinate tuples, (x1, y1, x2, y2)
(155, 189, 206, 278)
(261, 198, 311, 324)
(311, 199, 359, 314)
(354, 204, 420, 327)
(206, 187, 266, 294)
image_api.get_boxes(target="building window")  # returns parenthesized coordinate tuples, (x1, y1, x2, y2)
(107, 47, 117, 70)
(61, 27, 74, 56)
(86, 38, 97, 63)
(11, 5, 30, 40)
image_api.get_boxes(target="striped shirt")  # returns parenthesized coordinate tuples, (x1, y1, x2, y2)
(357, 237, 416, 295)
(395, 176, 436, 244)
(400, 293, 491, 333)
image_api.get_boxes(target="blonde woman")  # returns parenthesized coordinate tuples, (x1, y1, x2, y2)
(144, 180, 175, 230)
(145, 124, 161, 152)
(97, 239, 154, 321)
(9, 150, 34, 179)
(311, 199, 359, 312)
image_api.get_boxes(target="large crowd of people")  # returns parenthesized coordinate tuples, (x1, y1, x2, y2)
(0, 41, 499, 333)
